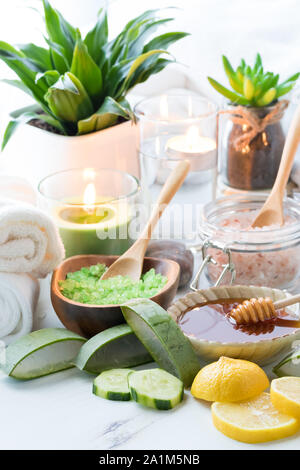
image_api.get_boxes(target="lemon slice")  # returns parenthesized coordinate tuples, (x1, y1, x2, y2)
(271, 377, 300, 419)
(212, 392, 300, 443)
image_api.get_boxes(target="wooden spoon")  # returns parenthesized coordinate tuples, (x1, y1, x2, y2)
(101, 160, 190, 281)
(251, 103, 300, 228)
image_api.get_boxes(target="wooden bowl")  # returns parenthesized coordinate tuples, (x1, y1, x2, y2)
(51, 254, 180, 338)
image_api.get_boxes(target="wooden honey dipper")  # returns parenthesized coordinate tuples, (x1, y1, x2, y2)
(230, 294, 300, 325)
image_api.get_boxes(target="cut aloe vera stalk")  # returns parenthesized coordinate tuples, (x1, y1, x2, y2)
(121, 299, 200, 387)
(93, 368, 132, 401)
(273, 348, 300, 377)
(3, 328, 86, 380)
(75, 324, 152, 374)
(128, 368, 184, 410)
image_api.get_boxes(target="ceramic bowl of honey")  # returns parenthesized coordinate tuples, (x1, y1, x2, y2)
(168, 285, 300, 365)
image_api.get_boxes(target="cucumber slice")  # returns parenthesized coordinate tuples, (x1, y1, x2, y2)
(3, 328, 86, 380)
(121, 299, 200, 387)
(93, 368, 132, 401)
(128, 368, 184, 410)
(75, 324, 152, 374)
(273, 348, 300, 377)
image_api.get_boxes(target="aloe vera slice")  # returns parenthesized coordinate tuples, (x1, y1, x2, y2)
(3, 328, 86, 380)
(75, 324, 152, 374)
(121, 299, 200, 387)
(273, 348, 300, 377)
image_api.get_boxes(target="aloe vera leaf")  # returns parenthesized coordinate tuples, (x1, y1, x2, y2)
(77, 96, 132, 134)
(280, 72, 300, 86)
(45, 72, 93, 122)
(71, 33, 103, 104)
(207, 77, 248, 105)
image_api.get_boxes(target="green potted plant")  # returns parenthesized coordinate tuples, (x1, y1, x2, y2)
(208, 54, 299, 190)
(0, 1, 188, 185)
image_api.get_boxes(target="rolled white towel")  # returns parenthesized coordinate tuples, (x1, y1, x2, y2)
(0, 201, 65, 278)
(0, 272, 39, 345)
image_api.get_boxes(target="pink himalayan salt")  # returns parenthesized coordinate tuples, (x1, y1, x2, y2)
(206, 211, 300, 289)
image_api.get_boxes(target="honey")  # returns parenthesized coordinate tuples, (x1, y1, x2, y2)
(177, 299, 300, 343)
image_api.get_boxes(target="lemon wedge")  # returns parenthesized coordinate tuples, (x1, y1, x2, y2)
(212, 392, 300, 443)
(271, 377, 300, 419)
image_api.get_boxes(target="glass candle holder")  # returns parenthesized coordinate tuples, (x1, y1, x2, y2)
(38, 168, 141, 258)
(135, 94, 218, 242)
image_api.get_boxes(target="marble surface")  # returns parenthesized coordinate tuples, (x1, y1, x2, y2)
(0, 274, 300, 450)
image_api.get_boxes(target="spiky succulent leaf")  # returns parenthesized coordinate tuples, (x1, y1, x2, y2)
(45, 72, 93, 122)
(209, 54, 299, 106)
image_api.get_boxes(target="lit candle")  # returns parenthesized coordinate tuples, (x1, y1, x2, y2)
(166, 125, 217, 172)
(56, 183, 132, 258)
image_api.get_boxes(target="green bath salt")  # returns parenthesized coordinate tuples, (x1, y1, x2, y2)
(59, 264, 167, 305)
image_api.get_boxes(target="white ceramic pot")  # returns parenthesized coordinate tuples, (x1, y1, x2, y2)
(0, 120, 139, 188)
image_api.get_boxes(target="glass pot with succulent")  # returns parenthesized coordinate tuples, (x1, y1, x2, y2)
(208, 55, 299, 190)
(0, 1, 188, 183)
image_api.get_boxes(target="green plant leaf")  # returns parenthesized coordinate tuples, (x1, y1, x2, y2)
(19, 43, 52, 71)
(207, 77, 248, 105)
(2, 110, 66, 151)
(1, 79, 33, 96)
(71, 33, 103, 104)
(276, 83, 295, 98)
(253, 53, 262, 73)
(84, 8, 108, 64)
(128, 18, 175, 57)
(121, 49, 169, 94)
(0, 41, 49, 106)
(279, 72, 300, 86)
(222, 55, 243, 94)
(45, 72, 93, 123)
(143, 31, 189, 53)
(42, 0, 76, 64)
(44, 38, 70, 73)
(35, 70, 60, 87)
(77, 96, 132, 134)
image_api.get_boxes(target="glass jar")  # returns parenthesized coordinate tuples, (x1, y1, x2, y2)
(219, 103, 287, 190)
(197, 194, 300, 292)
(134, 94, 218, 242)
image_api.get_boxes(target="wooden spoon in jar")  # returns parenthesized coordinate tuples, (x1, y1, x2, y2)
(251, 103, 300, 228)
(101, 160, 190, 281)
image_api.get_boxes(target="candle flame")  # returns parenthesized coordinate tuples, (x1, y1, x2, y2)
(186, 125, 199, 150)
(83, 168, 96, 181)
(83, 183, 96, 211)
(160, 95, 169, 119)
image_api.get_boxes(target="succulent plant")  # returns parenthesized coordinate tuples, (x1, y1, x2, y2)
(208, 54, 299, 107)
(0, 1, 188, 149)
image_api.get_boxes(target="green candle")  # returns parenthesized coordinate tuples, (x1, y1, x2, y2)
(55, 190, 133, 258)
